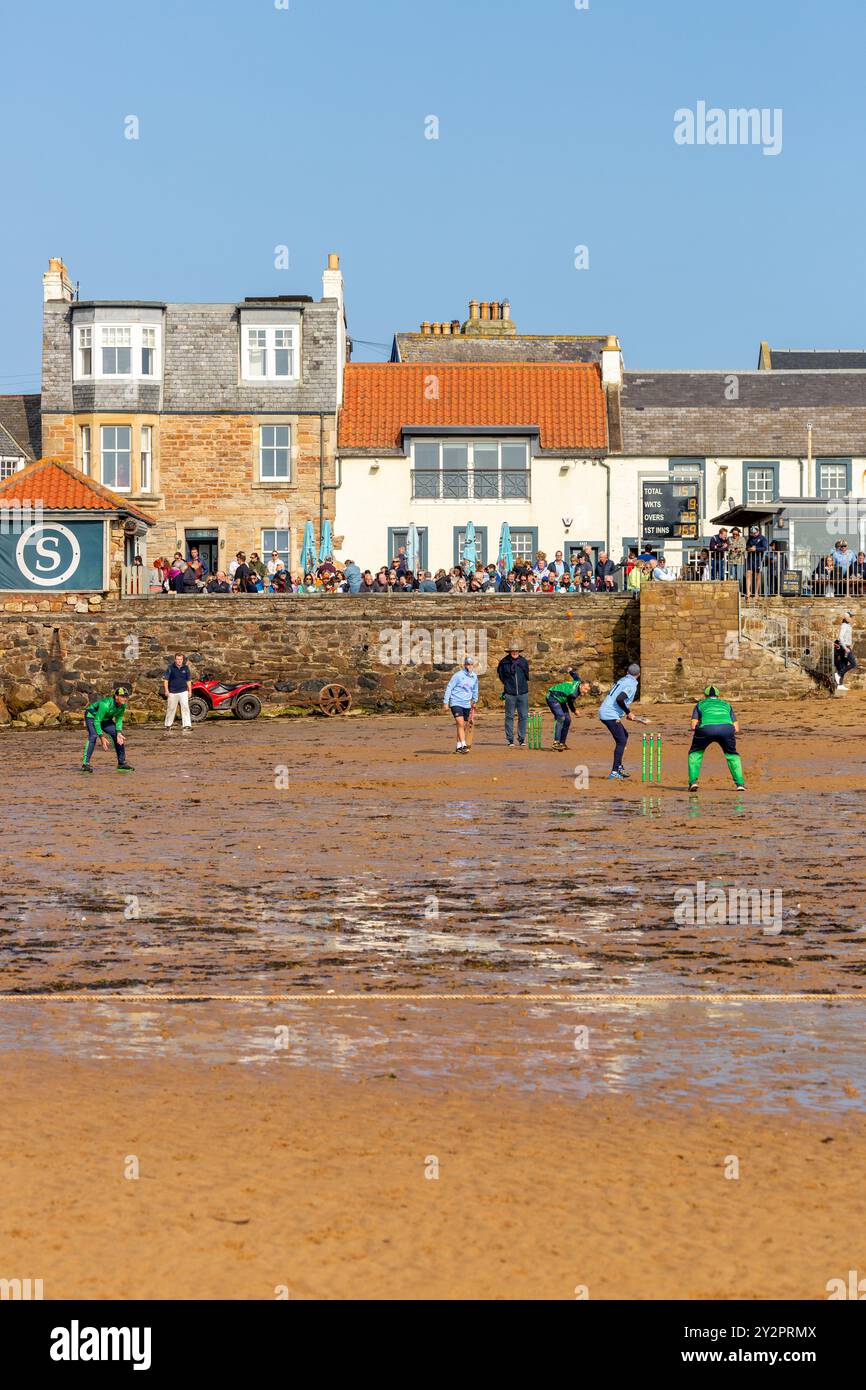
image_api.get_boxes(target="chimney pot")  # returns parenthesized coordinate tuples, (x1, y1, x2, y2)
(421, 321, 431, 335)
(490, 301, 500, 320)
(327, 252, 340, 270)
(451, 319, 461, 334)
(502, 300, 511, 321)
(432, 321, 441, 335)
(480, 301, 490, 320)
(469, 299, 479, 320)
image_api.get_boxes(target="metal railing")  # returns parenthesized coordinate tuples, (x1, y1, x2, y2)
(410, 470, 531, 500)
(741, 605, 836, 685)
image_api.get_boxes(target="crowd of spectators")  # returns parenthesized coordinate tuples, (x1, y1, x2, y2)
(144, 545, 630, 595)
(139, 534, 863, 597)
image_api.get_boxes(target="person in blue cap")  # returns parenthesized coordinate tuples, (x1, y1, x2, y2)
(598, 663, 644, 779)
(443, 657, 479, 754)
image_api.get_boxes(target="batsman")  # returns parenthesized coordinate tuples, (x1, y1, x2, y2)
(688, 684, 745, 791)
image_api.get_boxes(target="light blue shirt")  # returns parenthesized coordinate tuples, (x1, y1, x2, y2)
(833, 547, 854, 571)
(599, 674, 638, 722)
(444, 668, 479, 707)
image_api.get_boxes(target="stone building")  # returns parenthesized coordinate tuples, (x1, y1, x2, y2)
(39, 253, 347, 575)
(0, 393, 41, 479)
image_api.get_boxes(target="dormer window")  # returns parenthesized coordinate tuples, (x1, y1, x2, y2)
(242, 325, 298, 381)
(74, 323, 161, 380)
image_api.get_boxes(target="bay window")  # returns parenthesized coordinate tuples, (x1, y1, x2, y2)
(411, 438, 530, 500)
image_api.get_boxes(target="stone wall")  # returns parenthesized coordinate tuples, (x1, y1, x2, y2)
(639, 582, 818, 700)
(0, 594, 639, 720)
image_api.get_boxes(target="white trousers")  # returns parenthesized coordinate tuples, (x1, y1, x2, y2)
(165, 690, 192, 728)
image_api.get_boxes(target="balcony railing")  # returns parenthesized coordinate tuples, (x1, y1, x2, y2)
(411, 470, 530, 501)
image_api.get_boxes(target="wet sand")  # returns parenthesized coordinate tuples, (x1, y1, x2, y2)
(1, 703, 865, 1297)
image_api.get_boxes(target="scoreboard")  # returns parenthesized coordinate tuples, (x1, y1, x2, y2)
(642, 479, 700, 542)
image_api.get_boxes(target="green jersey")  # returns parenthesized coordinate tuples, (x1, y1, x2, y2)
(548, 677, 582, 701)
(84, 695, 126, 733)
(692, 695, 735, 727)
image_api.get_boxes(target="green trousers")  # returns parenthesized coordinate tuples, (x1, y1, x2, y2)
(688, 748, 743, 787)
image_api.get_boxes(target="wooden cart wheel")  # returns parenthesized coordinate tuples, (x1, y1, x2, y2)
(319, 683, 352, 716)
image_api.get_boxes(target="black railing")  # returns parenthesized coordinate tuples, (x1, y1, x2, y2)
(411, 470, 530, 500)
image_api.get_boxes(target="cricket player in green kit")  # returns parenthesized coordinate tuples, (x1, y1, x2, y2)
(688, 685, 744, 791)
(81, 685, 134, 772)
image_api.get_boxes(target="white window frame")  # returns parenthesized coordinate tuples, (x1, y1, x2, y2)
(80, 424, 91, 476)
(242, 325, 299, 382)
(77, 326, 93, 377)
(140, 326, 157, 377)
(259, 424, 292, 482)
(140, 424, 152, 493)
(510, 529, 536, 563)
(0, 456, 26, 480)
(746, 467, 775, 505)
(262, 528, 291, 569)
(411, 438, 530, 500)
(818, 463, 848, 500)
(73, 323, 161, 381)
(100, 424, 132, 492)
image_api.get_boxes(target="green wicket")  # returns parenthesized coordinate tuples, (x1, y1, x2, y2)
(527, 712, 542, 749)
(641, 732, 662, 783)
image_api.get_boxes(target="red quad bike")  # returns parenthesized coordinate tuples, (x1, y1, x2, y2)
(188, 675, 263, 723)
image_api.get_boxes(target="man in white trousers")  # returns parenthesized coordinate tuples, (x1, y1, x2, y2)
(163, 652, 193, 731)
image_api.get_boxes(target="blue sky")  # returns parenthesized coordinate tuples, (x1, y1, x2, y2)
(1, 0, 865, 392)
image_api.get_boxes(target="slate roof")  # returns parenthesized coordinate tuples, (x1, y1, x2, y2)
(0, 394, 41, 459)
(621, 371, 866, 457)
(0, 457, 153, 522)
(392, 334, 609, 364)
(762, 348, 866, 371)
(339, 363, 608, 455)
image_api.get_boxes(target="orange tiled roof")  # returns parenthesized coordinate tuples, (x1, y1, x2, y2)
(0, 457, 152, 523)
(338, 362, 608, 452)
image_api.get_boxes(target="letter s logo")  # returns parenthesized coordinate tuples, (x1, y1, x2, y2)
(35, 535, 62, 572)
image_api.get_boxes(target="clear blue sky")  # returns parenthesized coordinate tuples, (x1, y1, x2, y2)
(2, 0, 865, 392)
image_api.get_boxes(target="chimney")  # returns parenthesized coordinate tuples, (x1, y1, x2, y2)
(321, 251, 343, 307)
(441, 321, 451, 335)
(43, 257, 74, 304)
(490, 301, 500, 321)
(432, 321, 442, 335)
(451, 319, 461, 334)
(421, 321, 431, 335)
(601, 335, 623, 389)
(469, 299, 479, 321)
(480, 301, 490, 320)
(601, 336, 623, 453)
(501, 300, 511, 322)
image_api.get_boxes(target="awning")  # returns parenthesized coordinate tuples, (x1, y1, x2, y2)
(710, 504, 780, 528)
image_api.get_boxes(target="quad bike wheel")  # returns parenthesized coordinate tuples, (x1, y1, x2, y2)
(319, 683, 352, 716)
(188, 695, 210, 722)
(232, 693, 262, 720)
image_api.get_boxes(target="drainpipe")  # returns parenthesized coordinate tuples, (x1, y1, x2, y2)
(318, 413, 325, 539)
(320, 411, 342, 535)
(806, 421, 813, 496)
(594, 458, 611, 555)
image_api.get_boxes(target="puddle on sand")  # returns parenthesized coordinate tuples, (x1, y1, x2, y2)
(0, 998, 862, 1118)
